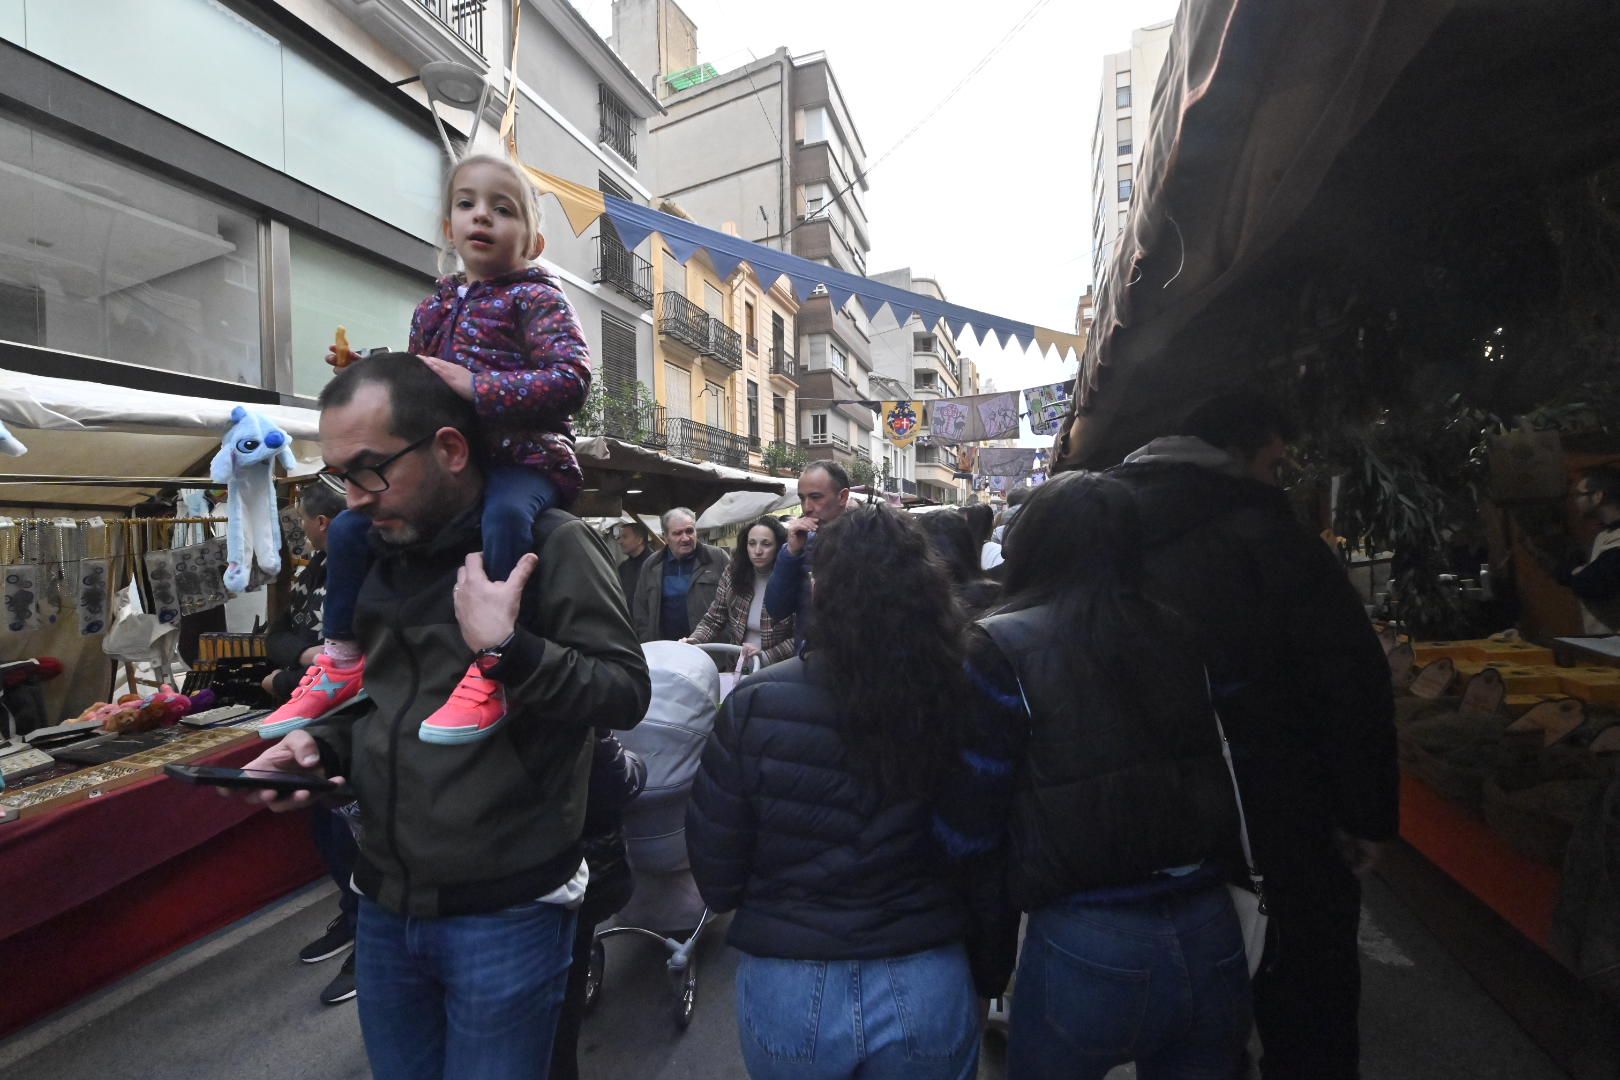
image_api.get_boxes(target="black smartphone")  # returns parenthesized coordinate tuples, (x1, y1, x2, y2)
(164, 763, 345, 795)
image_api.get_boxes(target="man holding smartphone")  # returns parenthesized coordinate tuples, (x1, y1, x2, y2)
(236, 355, 650, 1079)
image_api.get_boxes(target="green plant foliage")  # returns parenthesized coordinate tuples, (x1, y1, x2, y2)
(578, 380, 661, 446)
(1272, 167, 1620, 635)
(761, 441, 806, 475)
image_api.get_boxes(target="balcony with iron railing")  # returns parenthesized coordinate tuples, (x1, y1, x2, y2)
(598, 85, 638, 166)
(417, 0, 485, 56)
(657, 291, 711, 354)
(884, 475, 919, 497)
(769, 346, 797, 380)
(705, 320, 742, 370)
(664, 416, 750, 469)
(592, 235, 652, 308)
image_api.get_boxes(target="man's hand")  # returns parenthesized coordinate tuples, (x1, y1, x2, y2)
(219, 730, 343, 812)
(455, 552, 539, 652)
(420, 356, 475, 401)
(260, 672, 277, 695)
(785, 515, 817, 556)
(1335, 829, 1386, 878)
(299, 646, 322, 667)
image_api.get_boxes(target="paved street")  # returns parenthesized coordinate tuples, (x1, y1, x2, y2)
(0, 853, 1570, 1080)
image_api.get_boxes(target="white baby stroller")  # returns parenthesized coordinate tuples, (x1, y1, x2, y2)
(587, 640, 759, 1028)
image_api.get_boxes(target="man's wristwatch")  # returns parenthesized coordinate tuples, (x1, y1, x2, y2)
(475, 631, 516, 667)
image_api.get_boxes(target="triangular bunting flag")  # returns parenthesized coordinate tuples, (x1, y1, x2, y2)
(601, 202, 655, 253)
(521, 166, 607, 238)
(854, 294, 888, 322)
(1033, 327, 1086, 360)
(786, 275, 823, 302)
(708, 249, 745, 280)
(665, 234, 704, 266)
(826, 283, 855, 314)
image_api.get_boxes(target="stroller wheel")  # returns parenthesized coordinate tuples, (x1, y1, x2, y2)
(584, 939, 605, 1012)
(672, 965, 698, 1030)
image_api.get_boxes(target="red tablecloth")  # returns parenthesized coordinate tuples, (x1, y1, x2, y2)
(0, 737, 324, 1036)
(1399, 771, 1562, 950)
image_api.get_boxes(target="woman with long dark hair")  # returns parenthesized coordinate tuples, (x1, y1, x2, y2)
(915, 509, 1001, 616)
(683, 516, 795, 670)
(968, 472, 1250, 1078)
(686, 506, 993, 1079)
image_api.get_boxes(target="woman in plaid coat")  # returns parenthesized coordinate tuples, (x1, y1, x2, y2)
(684, 516, 796, 669)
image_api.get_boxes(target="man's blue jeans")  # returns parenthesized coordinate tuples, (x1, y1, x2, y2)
(356, 896, 577, 1080)
(1008, 883, 1252, 1080)
(734, 942, 980, 1080)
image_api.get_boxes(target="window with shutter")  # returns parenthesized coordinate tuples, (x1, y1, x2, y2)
(600, 313, 638, 396)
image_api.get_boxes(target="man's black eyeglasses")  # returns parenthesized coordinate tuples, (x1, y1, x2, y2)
(322, 433, 435, 494)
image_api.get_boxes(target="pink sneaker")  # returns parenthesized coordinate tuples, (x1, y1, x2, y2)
(418, 660, 507, 745)
(259, 654, 367, 739)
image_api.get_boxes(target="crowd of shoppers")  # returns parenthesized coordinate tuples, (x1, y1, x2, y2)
(242, 351, 1394, 1080)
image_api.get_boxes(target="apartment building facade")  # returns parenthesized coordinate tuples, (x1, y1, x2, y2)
(1090, 20, 1172, 289)
(611, 0, 878, 479)
(0, 0, 671, 448)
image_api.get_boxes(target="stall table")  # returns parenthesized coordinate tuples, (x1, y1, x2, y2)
(0, 736, 324, 1037)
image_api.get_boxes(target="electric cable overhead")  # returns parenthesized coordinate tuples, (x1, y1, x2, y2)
(780, 0, 1059, 242)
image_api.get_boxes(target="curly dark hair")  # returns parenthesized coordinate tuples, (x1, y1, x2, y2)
(727, 516, 788, 593)
(808, 505, 969, 801)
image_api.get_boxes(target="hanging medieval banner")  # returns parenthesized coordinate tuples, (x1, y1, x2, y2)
(977, 447, 1040, 478)
(927, 392, 1022, 443)
(1024, 381, 1074, 437)
(881, 401, 922, 448)
(975, 392, 1022, 441)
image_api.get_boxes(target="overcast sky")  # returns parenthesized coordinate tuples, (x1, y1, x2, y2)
(577, 0, 1180, 445)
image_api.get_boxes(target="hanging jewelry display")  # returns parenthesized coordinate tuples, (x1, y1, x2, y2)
(1, 520, 43, 634)
(77, 518, 111, 637)
(38, 520, 73, 628)
(143, 545, 182, 626)
(202, 536, 232, 605)
(172, 543, 212, 616)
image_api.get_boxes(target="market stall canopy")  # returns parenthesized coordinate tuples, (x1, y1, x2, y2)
(575, 436, 786, 520)
(1058, 0, 1620, 468)
(694, 489, 799, 531)
(0, 367, 322, 508)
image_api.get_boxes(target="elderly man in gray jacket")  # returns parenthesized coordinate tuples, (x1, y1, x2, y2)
(631, 507, 727, 642)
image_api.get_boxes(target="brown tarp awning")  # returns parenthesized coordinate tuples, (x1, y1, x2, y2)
(1059, 0, 1620, 467)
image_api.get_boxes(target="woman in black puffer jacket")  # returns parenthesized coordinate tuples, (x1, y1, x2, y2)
(977, 472, 1250, 1079)
(687, 506, 1002, 1080)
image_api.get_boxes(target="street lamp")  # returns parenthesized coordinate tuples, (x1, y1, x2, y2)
(418, 61, 492, 159)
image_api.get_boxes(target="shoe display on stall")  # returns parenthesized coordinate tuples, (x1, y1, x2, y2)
(320, 950, 357, 1006)
(418, 662, 507, 745)
(299, 914, 354, 964)
(260, 654, 367, 739)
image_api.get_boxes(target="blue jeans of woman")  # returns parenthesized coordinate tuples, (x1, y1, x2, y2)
(1008, 883, 1251, 1080)
(355, 895, 577, 1080)
(323, 466, 557, 640)
(734, 942, 980, 1080)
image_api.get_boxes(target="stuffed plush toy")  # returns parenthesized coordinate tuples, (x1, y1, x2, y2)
(0, 419, 28, 457)
(99, 685, 192, 733)
(210, 407, 297, 594)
